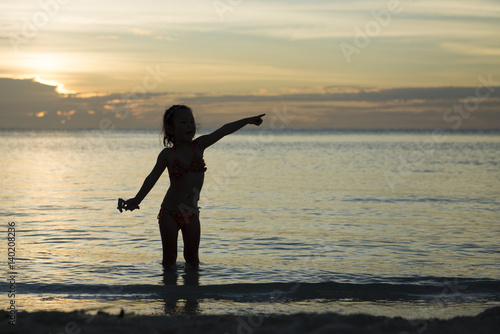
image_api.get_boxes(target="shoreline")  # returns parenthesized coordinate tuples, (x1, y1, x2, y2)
(2, 306, 499, 334)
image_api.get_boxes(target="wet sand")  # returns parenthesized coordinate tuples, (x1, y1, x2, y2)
(2, 306, 499, 334)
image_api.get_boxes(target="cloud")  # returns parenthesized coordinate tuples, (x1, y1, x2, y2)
(155, 35, 176, 41)
(131, 28, 153, 36)
(148, 0, 500, 40)
(167, 84, 500, 129)
(2, 0, 499, 97)
(442, 43, 500, 57)
(85, 35, 119, 40)
(0, 77, 123, 128)
(1, 77, 499, 130)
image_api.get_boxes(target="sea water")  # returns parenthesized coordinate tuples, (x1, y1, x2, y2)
(0, 129, 499, 319)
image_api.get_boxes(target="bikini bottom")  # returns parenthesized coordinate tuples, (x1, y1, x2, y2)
(158, 206, 199, 230)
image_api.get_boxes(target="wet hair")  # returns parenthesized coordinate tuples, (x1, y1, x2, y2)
(162, 104, 192, 147)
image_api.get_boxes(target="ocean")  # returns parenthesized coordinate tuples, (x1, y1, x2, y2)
(1, 129, 499, 321)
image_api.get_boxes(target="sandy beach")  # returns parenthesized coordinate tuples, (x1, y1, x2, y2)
(2, 306, 499, 334)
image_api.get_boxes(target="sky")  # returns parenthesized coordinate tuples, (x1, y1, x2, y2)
(1, 0, 499, 129)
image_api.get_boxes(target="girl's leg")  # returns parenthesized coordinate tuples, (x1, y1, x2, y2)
(159, 213, 179, 267)
(181, 216, 200, 265)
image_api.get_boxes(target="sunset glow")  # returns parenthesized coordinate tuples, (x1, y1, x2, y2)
(1, 0, 499, 129)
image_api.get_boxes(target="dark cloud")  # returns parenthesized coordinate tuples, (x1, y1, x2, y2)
(179, 85, 500, 104)
(0, 78, 164, 129)
(1, 77, 499, 129)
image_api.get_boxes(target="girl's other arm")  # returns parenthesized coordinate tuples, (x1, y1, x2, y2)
(196, 114, 265, 150)
(127, 149, 168, 206)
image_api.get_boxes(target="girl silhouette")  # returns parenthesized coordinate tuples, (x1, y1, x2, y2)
(121, 105, 265, 267)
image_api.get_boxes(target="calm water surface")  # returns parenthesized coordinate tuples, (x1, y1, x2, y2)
(0, 129, 499, 318)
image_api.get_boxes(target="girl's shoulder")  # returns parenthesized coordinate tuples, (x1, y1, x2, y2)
(158, 147, 175, 164)
(192, 139, 205, 153)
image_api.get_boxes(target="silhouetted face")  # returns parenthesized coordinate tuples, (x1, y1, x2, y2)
(172, 108, 196, 142)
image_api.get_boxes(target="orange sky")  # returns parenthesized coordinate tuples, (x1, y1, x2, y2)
(1, 0, 499, 129)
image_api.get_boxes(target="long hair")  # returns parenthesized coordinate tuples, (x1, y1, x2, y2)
(162, 104, 192, 147)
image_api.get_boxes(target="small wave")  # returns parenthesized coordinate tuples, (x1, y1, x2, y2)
(342, 196, 496, 205)
(8, 278, 500, 303)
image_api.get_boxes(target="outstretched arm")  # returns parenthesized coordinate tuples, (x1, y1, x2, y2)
(126, 149, 168, 207)
(196, 114, 265, 150)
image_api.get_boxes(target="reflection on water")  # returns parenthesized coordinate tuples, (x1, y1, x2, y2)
(162, 264, 201, 316)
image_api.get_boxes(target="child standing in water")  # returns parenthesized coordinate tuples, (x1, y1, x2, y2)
(122, 105, 265, 267)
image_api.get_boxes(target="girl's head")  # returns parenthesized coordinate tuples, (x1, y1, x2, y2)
(162, 104, 196, 147)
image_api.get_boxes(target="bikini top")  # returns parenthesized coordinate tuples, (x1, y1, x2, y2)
(170, 142, 207, 178)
